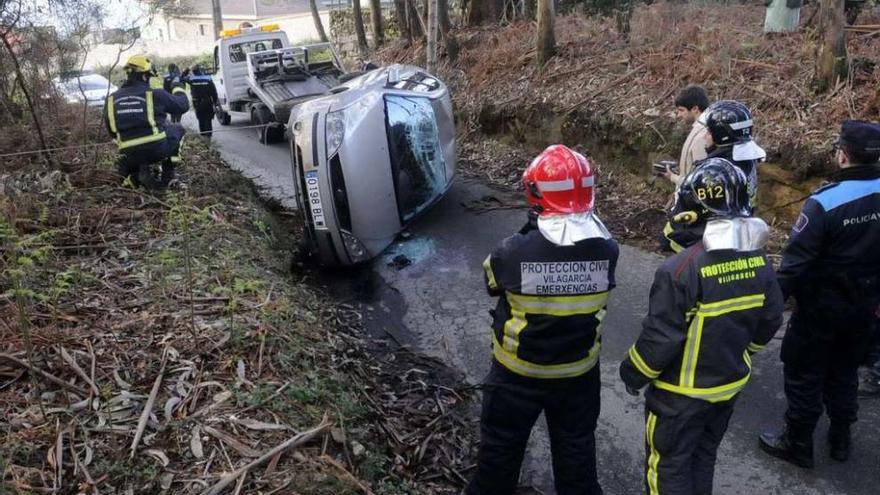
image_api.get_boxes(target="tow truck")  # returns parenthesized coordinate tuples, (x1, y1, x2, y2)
(212, 24, 347, 144)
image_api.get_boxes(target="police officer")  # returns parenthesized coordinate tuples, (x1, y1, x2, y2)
(760, 120, 880, 467)
(621, 158, 784, 495)
(467, 145, 619, 495)
(104, 55, 190, 189)
(663, 101, 767, 252)
(185, 64, 219, 140)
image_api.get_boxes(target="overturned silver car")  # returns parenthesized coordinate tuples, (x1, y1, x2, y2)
(289, 65, 456, 266)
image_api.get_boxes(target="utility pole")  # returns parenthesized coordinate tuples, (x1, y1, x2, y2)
(212, 0, 224, 39)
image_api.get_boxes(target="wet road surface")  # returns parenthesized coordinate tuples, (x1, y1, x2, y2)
(196, 116, 880, 494)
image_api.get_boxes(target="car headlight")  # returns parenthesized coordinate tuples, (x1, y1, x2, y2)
(325, 97, 376, 159)
(340, 230, 370, 263)
(325, 110, 345, 159)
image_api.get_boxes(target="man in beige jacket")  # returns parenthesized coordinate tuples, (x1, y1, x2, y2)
(663, 85, 712, 186)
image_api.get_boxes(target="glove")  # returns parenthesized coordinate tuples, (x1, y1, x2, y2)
(625, 384, 641, 397)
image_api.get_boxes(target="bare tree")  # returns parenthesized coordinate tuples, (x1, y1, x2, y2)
(814, 0, 847, 92)
(369, 0, 384, 48)
(536, 0, 555, 66)
(427, 0, 437, 72)
(310, 0, 329, 42)
(351, 0, 369, 56)
(394, 0, 411, 43)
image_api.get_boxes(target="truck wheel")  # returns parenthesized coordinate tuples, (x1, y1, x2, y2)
(217, 111, 231, 126)
(253, 106, 275, 145)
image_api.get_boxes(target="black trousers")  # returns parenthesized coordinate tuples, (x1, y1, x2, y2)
(466, 363, 602, 495)
(194, 101, 214, 139)
(643, 392, 735, 495)
(780, 305, 874, 429)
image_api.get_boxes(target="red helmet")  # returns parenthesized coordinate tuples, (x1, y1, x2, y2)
(523, 145, 596, 216)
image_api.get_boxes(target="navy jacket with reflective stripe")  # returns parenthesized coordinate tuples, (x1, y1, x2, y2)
(777, 164, 880, 301)
(620, 241, 784, 403)
(484, 222, 619, 379)
(186, 75, 218, 106)
(103, 80, 189, 145)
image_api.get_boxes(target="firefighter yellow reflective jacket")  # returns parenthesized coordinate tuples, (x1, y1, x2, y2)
(621, 218, 785, 403)
(483, 220, 619, 380)
(103, 80, 189, 150)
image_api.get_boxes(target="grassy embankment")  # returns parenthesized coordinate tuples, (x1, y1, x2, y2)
(0, 109, 474, 494)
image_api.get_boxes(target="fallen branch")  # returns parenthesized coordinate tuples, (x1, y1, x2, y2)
(320, 455, 376, 495)
(201, 417, 331, 495)
(59, 347, 99, 396)
(0, 353, 88, 396)
(129, 350, 168, 459)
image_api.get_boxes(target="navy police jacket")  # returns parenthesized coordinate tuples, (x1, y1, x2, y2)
(778, 164, 880, 301)
(104, 80, 189, 150)
(186, 75, 218, 107)
(483, 218, 619, 380)
(621, 219, 784, 403)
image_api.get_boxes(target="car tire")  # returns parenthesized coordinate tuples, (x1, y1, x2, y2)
(253, 106, 275, 145)
(217, 111, 232, 126)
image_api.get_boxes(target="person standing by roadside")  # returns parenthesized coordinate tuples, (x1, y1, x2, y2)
(185, 64, 219, 140)
(467, 145, 619, 495)
(760, 120, 880, 467)
(621, 158, 784, 495)
(660, 85, 711, 188)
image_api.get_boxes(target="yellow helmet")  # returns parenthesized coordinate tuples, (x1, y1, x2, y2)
(124, 55, 155, 75)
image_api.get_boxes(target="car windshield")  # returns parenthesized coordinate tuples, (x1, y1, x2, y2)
(229, 38, 284, 63)
(384, 95, 447, 222)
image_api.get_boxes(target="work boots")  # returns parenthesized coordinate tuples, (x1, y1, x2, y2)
(759, 423, 814, 468)
(828, 422, 851, 462)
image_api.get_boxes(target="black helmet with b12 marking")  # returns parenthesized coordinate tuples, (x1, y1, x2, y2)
(672, 157, 752, 223)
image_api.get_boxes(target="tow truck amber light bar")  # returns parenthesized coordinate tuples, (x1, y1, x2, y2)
(220, 23, 280, 38)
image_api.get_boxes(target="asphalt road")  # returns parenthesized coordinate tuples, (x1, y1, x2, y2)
(196, 115, 880, 495)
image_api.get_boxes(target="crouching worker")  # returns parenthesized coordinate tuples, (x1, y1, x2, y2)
(467, 145, 619, 495)
(620, 158, 784, 495)
(105, 55, 190, 188)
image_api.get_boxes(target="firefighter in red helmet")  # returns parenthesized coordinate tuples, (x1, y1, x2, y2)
(466, 145, 619, 495)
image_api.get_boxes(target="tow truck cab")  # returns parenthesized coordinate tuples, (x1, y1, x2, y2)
(212, 24, 290, 119)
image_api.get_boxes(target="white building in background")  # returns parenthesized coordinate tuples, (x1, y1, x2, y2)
(85, 0, 330, 67)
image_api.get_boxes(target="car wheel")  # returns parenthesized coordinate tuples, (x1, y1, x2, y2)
(218, 111, 231, 126)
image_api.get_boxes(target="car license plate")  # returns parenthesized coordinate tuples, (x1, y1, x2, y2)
(305, 170, 327, 229)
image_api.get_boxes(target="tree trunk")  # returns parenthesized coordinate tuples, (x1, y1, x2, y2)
(407, 0, 425, 39)
(467, 0, 504, 24)
(523, 0, 536, 20)
(211, 0, 224, 39)
(814, 0, 847, 92)
(369, 0, 384, 47)
(352, 0, 369, 55)
(536, 0, 555, 66)
(1, 33, 52, 167)
(427, 0, 438, 73)
(438, 0, 452, 34)
(394, 0, 411, 42)
(310, 0, 330, 42)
